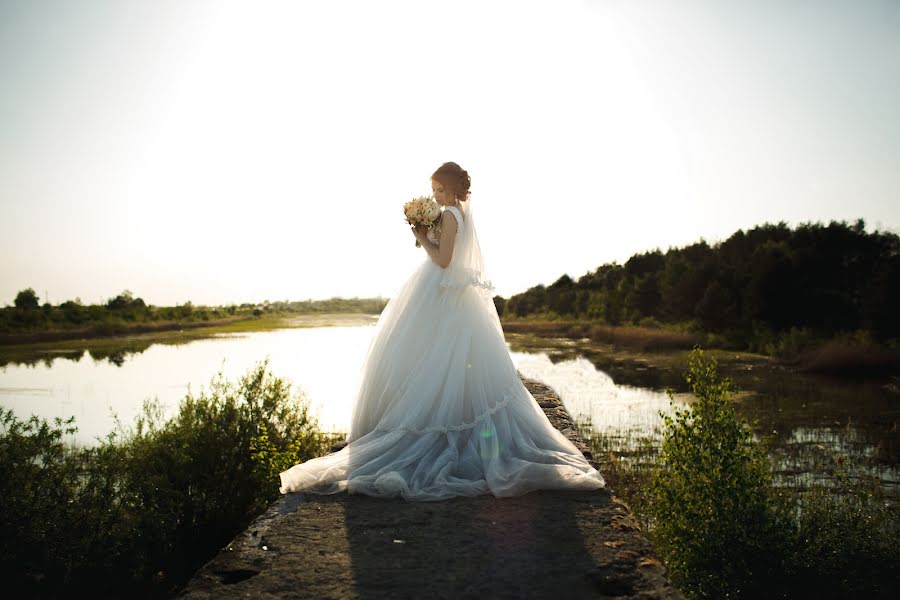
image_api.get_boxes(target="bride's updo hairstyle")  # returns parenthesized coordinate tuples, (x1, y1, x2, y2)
(432, 162, 471, 202)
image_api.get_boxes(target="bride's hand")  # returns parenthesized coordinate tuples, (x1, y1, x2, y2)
(412, 224, 427, 240)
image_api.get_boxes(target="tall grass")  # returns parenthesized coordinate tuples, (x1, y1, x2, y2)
(504, 317, 900, 375)
(501, 319, 703, 351)
(0, 359, 341, 598)
(748, 326, 900, 375)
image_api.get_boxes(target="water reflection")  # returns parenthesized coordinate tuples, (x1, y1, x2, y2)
(508, 352, 684, 435)
(508, 350, 899, 502)
(0, 326, 378, 444)
(0, 324, 896, 502)
(0, 338, 172, 369)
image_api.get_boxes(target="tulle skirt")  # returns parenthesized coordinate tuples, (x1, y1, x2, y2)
(279, 258, 606, 501)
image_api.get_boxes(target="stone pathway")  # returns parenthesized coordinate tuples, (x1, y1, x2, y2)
(178, 376, 682, 599)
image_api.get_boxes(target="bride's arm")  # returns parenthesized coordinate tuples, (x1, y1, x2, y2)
(413, 211, 458, 268)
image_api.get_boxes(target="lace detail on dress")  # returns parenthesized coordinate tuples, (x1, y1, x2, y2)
(426, 223, 441, 246)
(373, 379, 518, 435)
(438, 267, 495, 292)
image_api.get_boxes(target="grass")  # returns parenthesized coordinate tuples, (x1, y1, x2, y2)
(501, 319, 704, 352)
(0, 311, 378, 342)
(0, 312, 379, 368)
(797, 338, 900, 376)
(502, 317, 900, 378)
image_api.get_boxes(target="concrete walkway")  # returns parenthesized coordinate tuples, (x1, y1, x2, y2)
(179, 376, 682, 599)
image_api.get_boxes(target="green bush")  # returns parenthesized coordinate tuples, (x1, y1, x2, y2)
(0, 359, 339, 597)
(786, 464, 900, 598)
(649, 348, 794, 598)
(642, 347, 899, 599)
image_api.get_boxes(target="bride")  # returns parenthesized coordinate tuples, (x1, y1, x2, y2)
(279, 162, 606, 500)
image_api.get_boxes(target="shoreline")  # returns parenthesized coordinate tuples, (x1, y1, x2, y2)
(0, 312, 381, 346)
(3, 313, 896, 386)
(502, 318, 900, 378)
(0, 313, 380, 366)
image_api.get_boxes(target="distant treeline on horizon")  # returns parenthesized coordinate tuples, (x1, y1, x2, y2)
(0, 290, 389, 335)
(2, 292, 388, 312)
(4, 219, 898, 349)
(495, 218, 899, 349)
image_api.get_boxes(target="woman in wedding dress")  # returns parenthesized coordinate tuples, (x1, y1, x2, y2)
(279, 162, 605, 500)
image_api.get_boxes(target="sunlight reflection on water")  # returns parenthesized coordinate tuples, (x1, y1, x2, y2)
(0, 324, 895, 499)
(0, 325, 378, 443)
(0, 326, 681, 445)
(508, 351, 681, 436)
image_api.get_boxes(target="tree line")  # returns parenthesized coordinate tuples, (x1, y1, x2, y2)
(1, 289, 388, 335)
(496, 219, 899, 349)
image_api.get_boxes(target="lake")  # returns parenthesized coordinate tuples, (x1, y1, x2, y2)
(1, 321, 896, 502)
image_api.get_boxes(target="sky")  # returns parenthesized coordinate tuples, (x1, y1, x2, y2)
(1, 0, 898, 307)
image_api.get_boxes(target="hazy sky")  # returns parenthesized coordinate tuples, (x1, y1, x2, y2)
(2, 0, 898, 307)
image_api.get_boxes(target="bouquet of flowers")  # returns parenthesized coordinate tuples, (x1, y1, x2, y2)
(403, 195, 441, 247)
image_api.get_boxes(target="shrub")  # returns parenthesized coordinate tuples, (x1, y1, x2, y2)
(641, 347, 900, 598)
(649, 348, 793, 598)
(786, 464, 900, 598)
(0, 359, 337, 597)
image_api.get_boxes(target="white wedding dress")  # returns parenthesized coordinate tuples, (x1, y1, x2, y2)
(279, 200, 605, 500)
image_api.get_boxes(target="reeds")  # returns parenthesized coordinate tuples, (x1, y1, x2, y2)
(501, 319, 703, 352)
(798, 339, 900, 376)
